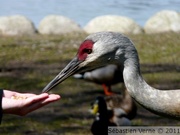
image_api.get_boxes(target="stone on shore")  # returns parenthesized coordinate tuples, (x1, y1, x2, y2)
(38, 15, 84, 34)
(0, 15, 36, 36)
(144, 10, 180, 34)
(84, 15, 143, 34)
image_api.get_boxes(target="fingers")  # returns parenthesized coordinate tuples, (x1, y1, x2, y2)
(41, 94, 61, 104)
(25, 93, 49, 105)
(2, 92, 60, 116)
(19, 94, 60, 116)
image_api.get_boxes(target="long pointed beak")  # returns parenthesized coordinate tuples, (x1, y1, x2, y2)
(42, 57, 82, 93)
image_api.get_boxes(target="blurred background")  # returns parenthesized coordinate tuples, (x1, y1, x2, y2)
(0, 0, 180, 135)
(0, 0, 180, 27)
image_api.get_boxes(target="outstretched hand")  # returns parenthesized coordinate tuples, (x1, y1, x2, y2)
(2, 90, 60, 116)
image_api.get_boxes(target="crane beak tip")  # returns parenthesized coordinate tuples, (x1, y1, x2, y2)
(42, 57, 82, 93)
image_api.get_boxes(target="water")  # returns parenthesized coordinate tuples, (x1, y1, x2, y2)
(0, 0, 179, 28)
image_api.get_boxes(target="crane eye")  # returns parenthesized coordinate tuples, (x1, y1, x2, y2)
(84, 49, 92, 54)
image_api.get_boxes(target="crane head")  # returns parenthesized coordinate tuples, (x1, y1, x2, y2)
(42, 32, 133, 93)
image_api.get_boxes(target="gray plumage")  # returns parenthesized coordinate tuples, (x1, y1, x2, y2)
(43, 31, 180, 119)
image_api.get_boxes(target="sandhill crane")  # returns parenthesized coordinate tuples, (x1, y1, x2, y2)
(43, 32, 180, 119)
(73, 64, 123, 95)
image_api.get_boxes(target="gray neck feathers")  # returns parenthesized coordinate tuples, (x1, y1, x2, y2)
(117, 41, 180, 119)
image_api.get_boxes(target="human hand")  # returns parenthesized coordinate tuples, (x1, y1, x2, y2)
(2, 90, 60, 116)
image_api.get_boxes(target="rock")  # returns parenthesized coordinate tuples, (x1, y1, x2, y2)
(38, 15, 84, 34)
(0, 15, 36, 36)
(84, 15, 143, 34)
(144, 10, 180, 34)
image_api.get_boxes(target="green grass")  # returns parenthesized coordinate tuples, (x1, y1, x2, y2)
(129, 32, 180, 64)
(0, 32, 179, 134)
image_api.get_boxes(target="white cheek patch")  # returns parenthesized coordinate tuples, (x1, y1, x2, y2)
(93, 42, 106, 55)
